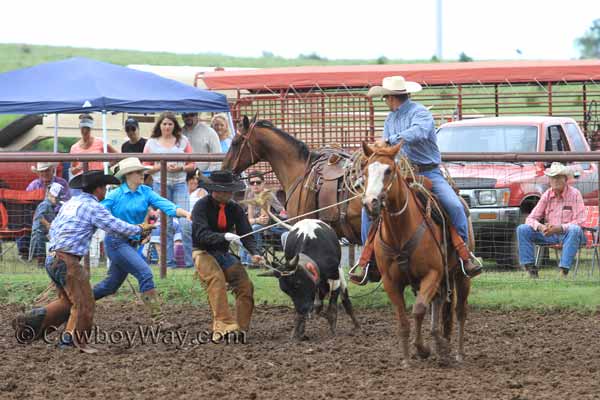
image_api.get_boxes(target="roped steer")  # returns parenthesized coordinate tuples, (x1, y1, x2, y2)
(261, 219, 360, 340)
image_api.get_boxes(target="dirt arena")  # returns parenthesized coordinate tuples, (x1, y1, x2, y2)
(1, 302, 599, 400)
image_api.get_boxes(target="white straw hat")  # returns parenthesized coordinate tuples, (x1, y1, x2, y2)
(367, 76, 422, 97)
(111, 157, 152, 179)
(544, 162, 573, 178)
(31, 162, 57, 173)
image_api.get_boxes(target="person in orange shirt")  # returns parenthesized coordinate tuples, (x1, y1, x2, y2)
(69, 114, 119, 178)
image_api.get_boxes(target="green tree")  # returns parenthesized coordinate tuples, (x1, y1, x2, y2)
(458, 52, 473, 62)
(576, 19, 600, 59)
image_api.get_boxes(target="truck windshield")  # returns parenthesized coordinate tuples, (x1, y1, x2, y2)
(437, 125, 538, 152)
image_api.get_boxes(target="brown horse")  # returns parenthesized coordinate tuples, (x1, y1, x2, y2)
(222, 116, 363, 243)
(361, 141, 471, 367)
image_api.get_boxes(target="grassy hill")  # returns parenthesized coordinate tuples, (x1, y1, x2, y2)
(0, 43, 428, 73)
(0, 43, 431, 129)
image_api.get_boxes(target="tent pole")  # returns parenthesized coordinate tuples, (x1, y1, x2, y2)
(53, 114, 59, 153)
(226, 112, 236, 136)
(102, 111, 108, 174)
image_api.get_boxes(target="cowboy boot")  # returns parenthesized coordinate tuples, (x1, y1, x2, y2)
(450, 227, 482, 278)
(141, 289, 180, 331)
(12, 297, 71, 343)
(350, 228, 379, 286)
(193, 251, 239, 341)
(223, 263, 254, 333)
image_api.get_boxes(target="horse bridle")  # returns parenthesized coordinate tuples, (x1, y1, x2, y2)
(230, 121, 260, 173)
(365, 153, 409, 217)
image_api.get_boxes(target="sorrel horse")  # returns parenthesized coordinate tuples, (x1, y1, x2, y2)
(222, 116, 363, 243)
(361, 141, 471, 366)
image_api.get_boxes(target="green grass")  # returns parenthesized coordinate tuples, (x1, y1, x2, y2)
(1, 264, 599, 313)
(0, 43, 431, 74)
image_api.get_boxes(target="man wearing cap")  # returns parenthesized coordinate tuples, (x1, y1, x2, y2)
(181, 112, 222, 174)
(351, 76, 482, 285)
(516, 162, 586, 278)
(121, 117, 147, 153)
(192, 170, 264, 340)
(12, 171, 153, 352)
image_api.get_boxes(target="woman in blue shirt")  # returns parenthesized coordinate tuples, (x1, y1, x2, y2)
(93, 157, 192, 330)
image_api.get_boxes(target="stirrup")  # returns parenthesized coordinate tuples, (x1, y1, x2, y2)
(458, 258, 470, 278)
(349, 262, 370, 286)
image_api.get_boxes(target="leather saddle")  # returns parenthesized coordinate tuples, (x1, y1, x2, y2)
(304, 147, 358, 242)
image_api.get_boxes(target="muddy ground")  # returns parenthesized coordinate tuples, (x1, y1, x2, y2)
(1, 302, 599, 400)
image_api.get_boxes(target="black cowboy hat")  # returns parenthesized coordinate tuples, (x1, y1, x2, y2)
(200, 170, 245, 192)
(69, 170, 120, 190)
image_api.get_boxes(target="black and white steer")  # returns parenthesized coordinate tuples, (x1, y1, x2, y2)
(262, 219, 360, 340)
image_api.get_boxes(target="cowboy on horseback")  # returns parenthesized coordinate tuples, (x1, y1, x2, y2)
(350, 76, 482, 285)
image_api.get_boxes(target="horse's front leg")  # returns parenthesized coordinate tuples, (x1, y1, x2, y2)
(413, 270, 449, 365)
(413, 302, 431, 359)
(455, 272, 471, 363)
(381, 275, 410, 368)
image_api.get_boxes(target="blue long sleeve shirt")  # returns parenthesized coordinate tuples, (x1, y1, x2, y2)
(49, 193, 141, 256)
(101, 183, 179, 238)
(383, 99, 441, 165)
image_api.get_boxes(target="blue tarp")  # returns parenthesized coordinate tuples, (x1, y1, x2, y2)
(0, 57, 229, 114)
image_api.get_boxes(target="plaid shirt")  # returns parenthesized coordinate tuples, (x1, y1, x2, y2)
(49, 193, 141, 256)
(526, 185, 586, 232)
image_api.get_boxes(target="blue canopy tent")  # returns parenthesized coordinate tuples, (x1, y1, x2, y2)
(0, 57, 230, 156)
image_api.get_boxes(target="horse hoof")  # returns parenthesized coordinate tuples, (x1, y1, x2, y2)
(401, 359, 411, 369)
(456, 353, 464, 363)
(413, 343, 431, 359)
(437, 357, 451, 367)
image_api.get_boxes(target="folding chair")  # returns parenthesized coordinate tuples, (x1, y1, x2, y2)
(0, 188, 45, 261)
(534, 205, 598, 278)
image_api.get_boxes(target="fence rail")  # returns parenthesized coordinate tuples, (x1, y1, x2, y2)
(1, 152, 600, 282)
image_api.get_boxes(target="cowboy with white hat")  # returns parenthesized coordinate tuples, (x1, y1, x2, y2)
(91, 157, 192, 330)
(351, 75, 482, 285)
(12, 170, 153, 352)
(27, 162, 70, 203)
(192, 170, 264, 340)
(517, 162, 586, 278)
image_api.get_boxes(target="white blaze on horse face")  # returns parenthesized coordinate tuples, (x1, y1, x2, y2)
(291, 219, 322, 240)
(365, 161, 389, 200)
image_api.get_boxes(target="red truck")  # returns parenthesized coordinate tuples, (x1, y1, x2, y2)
(437, 116, 598, 267)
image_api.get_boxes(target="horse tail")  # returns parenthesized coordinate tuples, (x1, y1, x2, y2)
(441, 273, 456, 341)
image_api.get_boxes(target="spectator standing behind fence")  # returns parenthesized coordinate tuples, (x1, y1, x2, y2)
(69, 114, 119, 179)
(182, 112, 221, 175)
(239, 171, 287, 265)
(143, 112, 195, 268)
(17, 162, 72, 260)
(29, 182, 63, 267)
(187, 169, 208, 212)
(516, 162, 586, 279)
(121, 117, 147, 153)
(211, 114, 233, 153)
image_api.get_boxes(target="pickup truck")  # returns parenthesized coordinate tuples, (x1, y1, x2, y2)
(437, 116, 598, 267)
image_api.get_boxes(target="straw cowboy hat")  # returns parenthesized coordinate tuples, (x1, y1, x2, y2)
(200, 170, 245, 192)
(544, 162, 574, 178)
(111, 157, 152, 179)
(367, 76, 423, 97)
(31, 162, 57, 173)
(69, 170, 120, 190)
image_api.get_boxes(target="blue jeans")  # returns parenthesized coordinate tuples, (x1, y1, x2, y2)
(240, 224, 287, 263)
(361, 167, 469, 243)
(516, 224, 585, 269)
(93, 235, 156, 299)
(152, 181, 193, 268)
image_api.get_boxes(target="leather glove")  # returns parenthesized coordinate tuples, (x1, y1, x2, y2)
(224, 233, 241, 242)
(138, 223, 154, 240)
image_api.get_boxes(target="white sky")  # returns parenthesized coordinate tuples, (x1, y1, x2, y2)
(1, 0, 598, 61)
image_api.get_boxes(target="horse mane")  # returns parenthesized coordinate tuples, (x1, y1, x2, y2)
(255, 120, 313, 161)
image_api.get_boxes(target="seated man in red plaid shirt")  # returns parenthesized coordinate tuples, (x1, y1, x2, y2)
(516, 162, 586, 278)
